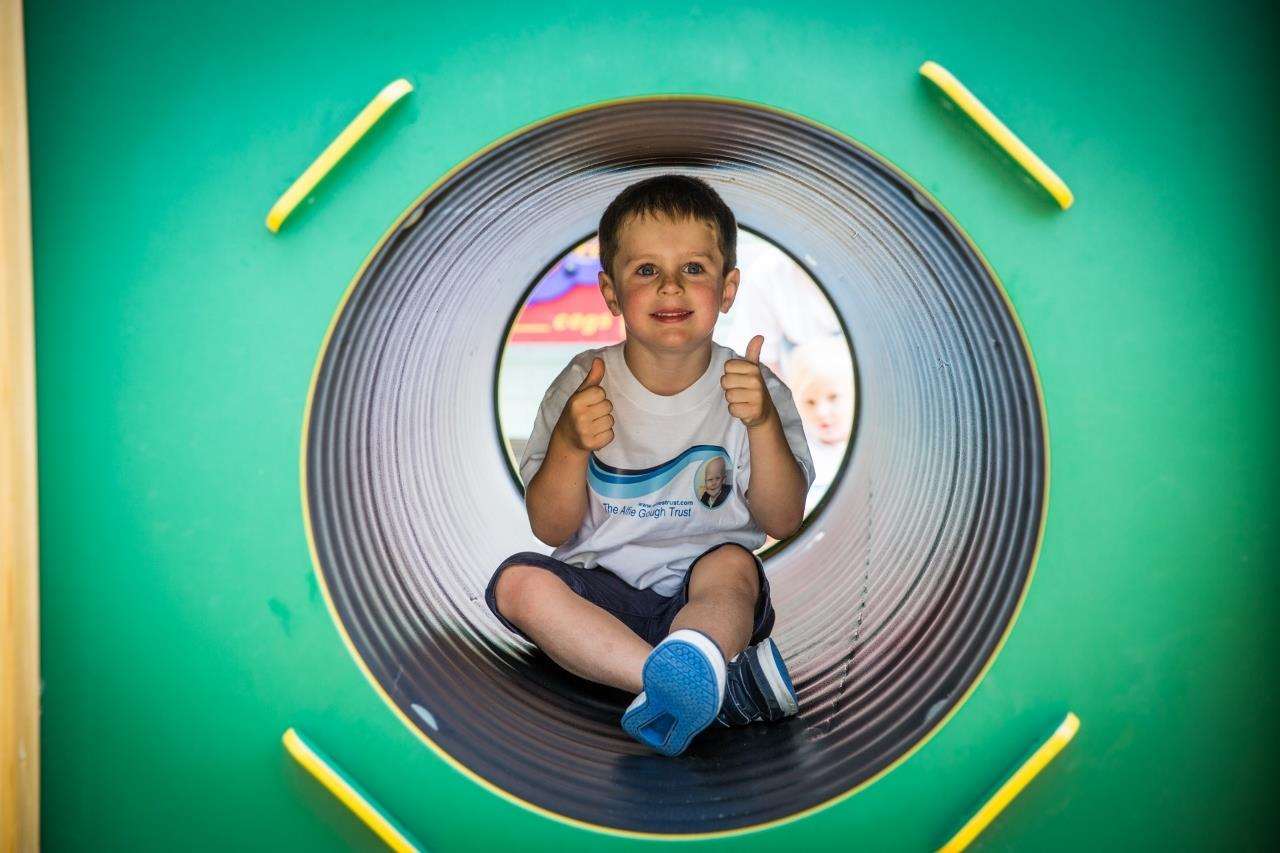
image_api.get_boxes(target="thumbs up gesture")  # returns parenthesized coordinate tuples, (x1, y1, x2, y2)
(555, 357, 615, 452)
(721, 335, 774, 429)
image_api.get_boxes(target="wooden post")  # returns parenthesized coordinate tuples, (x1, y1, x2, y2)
(1, 0, 40, 849)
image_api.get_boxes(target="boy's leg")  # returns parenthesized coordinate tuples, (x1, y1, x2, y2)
(622, 545, 789, 750)
(492, 563, 650, 693)
(667, 543, 760, 663)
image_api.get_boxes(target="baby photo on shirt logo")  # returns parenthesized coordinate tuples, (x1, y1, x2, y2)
(694, 454, 732, 509)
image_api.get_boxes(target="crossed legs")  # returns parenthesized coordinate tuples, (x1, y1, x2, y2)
(667, 544, 758, 663)
(493, 564, 651, 692)
(491, 544, 759, 693)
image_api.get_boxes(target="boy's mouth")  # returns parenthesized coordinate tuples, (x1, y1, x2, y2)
(651, 310, 693, 324)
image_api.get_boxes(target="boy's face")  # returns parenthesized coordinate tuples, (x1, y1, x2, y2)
(598, 213, 740, 356)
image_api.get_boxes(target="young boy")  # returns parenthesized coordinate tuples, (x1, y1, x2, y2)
(486, 174, 815, 756)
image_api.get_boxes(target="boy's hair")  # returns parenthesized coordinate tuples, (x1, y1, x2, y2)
(597, 174, 737, 281)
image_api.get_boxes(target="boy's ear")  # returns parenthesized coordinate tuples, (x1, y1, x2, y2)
(719, 267, 742, 313)
(599, 270, 622, 316)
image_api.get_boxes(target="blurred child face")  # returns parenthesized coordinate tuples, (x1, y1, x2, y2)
(797, 372, 853, 445)
(703, 457, 726, 497)
(598, 213, 739, 357)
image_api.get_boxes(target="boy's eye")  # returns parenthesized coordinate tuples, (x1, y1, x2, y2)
(634, 262, 706, 276)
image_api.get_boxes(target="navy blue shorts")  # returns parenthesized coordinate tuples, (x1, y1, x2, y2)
(485, 542, 775, 648)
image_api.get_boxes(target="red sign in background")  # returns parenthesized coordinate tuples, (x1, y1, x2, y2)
(509, 283, 625, 344)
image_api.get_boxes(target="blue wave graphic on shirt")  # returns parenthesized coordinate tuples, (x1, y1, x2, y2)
(588, 445, 729, 499)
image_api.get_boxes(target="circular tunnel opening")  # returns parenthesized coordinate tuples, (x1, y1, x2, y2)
(495, 227, 858, 548)
(303, 96, 1047, 837)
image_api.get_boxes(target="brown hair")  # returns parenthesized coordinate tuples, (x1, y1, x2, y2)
(597, 174, 737, 281)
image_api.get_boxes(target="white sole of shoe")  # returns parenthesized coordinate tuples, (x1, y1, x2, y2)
(756, 637, 799, 717)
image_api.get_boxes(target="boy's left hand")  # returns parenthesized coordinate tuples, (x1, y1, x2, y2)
(721, 334, 775, 429)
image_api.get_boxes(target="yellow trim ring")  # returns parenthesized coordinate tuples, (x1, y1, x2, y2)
(298, 93, 1053, 841)
(282, 727, 423, 852)
(919, 60, 1074, 210)
(265, 78, 414, 233)
(939, 712, 1081, 852)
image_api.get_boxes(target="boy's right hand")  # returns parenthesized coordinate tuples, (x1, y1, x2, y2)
(554, 357, 615, 453)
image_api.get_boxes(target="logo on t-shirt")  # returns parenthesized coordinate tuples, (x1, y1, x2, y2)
(694, 454, 732, 509)
(588, 444, 730, 500)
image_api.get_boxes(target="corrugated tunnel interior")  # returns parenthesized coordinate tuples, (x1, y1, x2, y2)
(302, 96, 1047, 837)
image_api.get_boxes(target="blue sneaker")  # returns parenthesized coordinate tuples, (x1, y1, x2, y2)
(621, 629, 727, 756)
(714, 637, 800, 727)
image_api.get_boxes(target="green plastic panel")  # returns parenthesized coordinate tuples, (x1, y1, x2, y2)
(27, 0, 1277, 849)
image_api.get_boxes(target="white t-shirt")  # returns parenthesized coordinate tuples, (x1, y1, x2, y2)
(519, 341, 815, 596)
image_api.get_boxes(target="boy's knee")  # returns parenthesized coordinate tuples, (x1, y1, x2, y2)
(689, 544, 759, 599)
(493, 563, 560, 620)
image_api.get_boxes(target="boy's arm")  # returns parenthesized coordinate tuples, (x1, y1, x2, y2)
(525, 430, 591, 547)
(744, 411, 807, 539)
(722, 335, 814, 540)
(523, 356, 613, 547)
